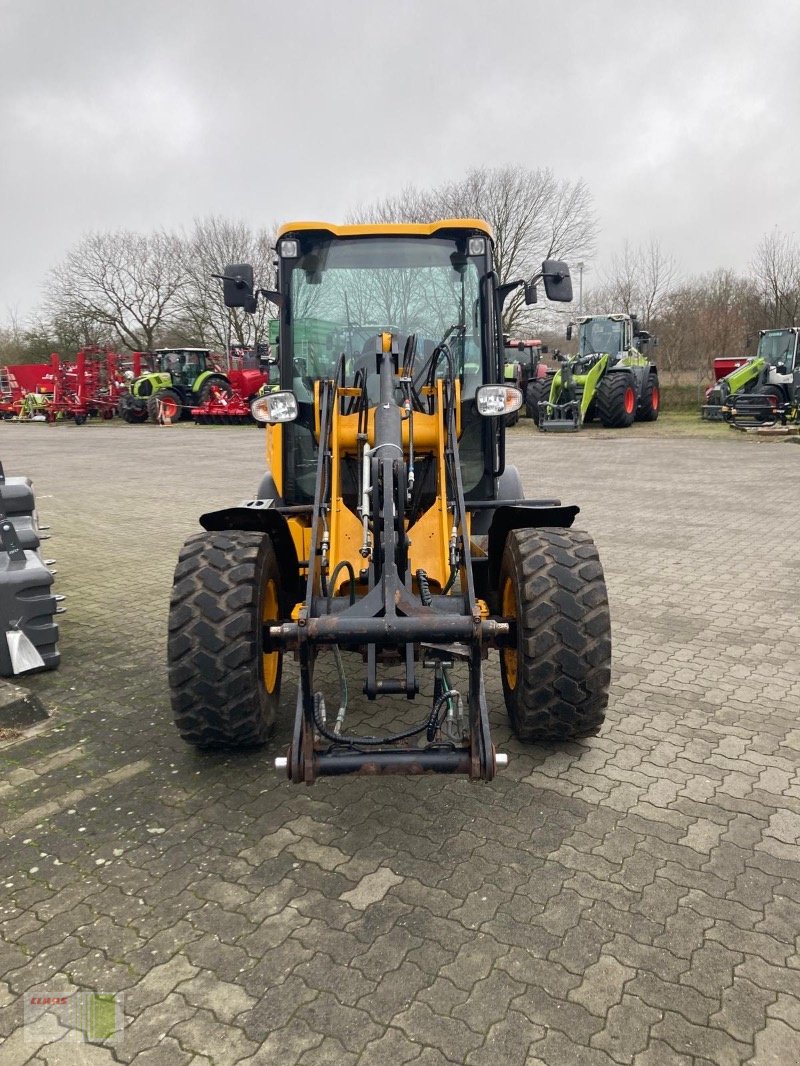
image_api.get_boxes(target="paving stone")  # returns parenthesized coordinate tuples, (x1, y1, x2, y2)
(294, 992, 382, 1054)
(339, 867, 402, 910)
(392, 1002, 484, 1060)
(168, 1008, 259, 1065)
(750, 1018, 800, 1065)
(174, 970, 256, 1025)
(568, 954, 634, 1013)
(590, 994, 663, 1063)
(2, 426, 799, 1066)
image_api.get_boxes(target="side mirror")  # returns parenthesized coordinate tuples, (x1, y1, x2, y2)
(566, 323, 573, 341)
(541, 345, 549, 354)
(541, 260, 573, 303)
(222, 264, 255, 310)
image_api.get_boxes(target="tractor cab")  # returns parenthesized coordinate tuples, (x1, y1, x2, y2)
(153, 348, 212, 388)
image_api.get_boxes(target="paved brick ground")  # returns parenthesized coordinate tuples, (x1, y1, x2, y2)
(1, 419, 799, 1065)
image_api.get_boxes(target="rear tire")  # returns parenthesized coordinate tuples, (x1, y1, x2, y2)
(499, 527, 611, 741)
(596, 373, 636, 428)
(636, 372, 660, 422)
(197, 377, 233, 405)
(168, 531, 286, 747)
(525, 378, 550, 423)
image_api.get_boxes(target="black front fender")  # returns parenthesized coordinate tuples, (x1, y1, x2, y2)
(199, 504, 301, 599)
(487, 504, 579, 589)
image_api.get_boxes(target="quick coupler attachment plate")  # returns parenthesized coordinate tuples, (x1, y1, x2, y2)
(539, 401, 581, 432)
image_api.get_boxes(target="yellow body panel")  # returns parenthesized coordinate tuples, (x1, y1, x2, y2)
(277, 219, 494, 241)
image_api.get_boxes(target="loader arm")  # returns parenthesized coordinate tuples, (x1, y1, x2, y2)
(267, 335, 507, 784)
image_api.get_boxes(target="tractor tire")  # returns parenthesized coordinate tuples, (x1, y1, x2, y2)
(74, 414, 87, 426)
(148, 389, 182, 423)
(752, 385, 785, 421)
(168, 530, 286, 747)
(525, 378, 550, 423)
(499, 527, 611, 742)
(636, 372, 660, 422)
(197, 377, 233, 405)
(596, 373, 636, 428)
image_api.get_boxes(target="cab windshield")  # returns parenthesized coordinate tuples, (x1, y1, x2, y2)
(288, 236, 484, 399)
(579, 319, 624, 356)
(757, 330, 796, 368)
(156, 350, 208, 375)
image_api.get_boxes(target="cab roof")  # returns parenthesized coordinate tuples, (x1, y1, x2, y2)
(276, 219, 494, 242)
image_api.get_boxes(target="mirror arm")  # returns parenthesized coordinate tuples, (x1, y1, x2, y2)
(257, 288, 284, 308)
(498, 279, 524, 308)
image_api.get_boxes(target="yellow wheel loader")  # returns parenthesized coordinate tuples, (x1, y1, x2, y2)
(167, 221, 611, 783)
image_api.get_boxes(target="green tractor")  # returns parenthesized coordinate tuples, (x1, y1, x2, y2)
(702, 327, 800, 425)
(530, 313, 659, 431)
(118, 348, 232, 423)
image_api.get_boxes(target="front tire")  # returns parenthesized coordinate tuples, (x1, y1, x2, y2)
(148, 388, 182, 423)
(636, 372, 660, 422)
(596, 373, 636, 428)
(168, 531, 286, 747)
(499, 527, 611, 741)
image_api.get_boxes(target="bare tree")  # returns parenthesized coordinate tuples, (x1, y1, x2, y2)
(751, 229, 800, 327)
(174, 217, 277, 349)
(350, 165, 597, 334)
(47, 230, 185, 351)
(654, 269, 760, 389)
(595, 238, 677, 326)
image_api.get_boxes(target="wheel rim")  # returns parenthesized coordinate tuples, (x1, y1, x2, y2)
(651, 386, 659, 411)
(624, 387, 635, 415)
(501, 576, 518, 690)
(261, 578, 280, 693)
(161, 397, 179, 418)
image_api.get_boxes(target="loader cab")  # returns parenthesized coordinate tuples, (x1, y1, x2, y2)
(577, 315, 627, 358)
(271, 223, 499, 505)
(757, 329, 799, 376)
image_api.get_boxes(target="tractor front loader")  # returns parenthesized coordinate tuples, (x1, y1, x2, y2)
(167, 221, 612, 784)
(534, 313, 659, 431)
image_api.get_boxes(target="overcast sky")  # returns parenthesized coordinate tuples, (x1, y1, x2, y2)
(1, 0, 799, 318)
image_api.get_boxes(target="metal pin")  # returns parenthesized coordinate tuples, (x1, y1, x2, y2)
(274, 756, 288, 770)
(495, 753, 509, 768)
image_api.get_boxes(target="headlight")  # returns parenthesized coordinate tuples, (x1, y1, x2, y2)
(278, 239, 299, 258)
(475, 385, 523, 417)
(251, 391, 298, 423)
